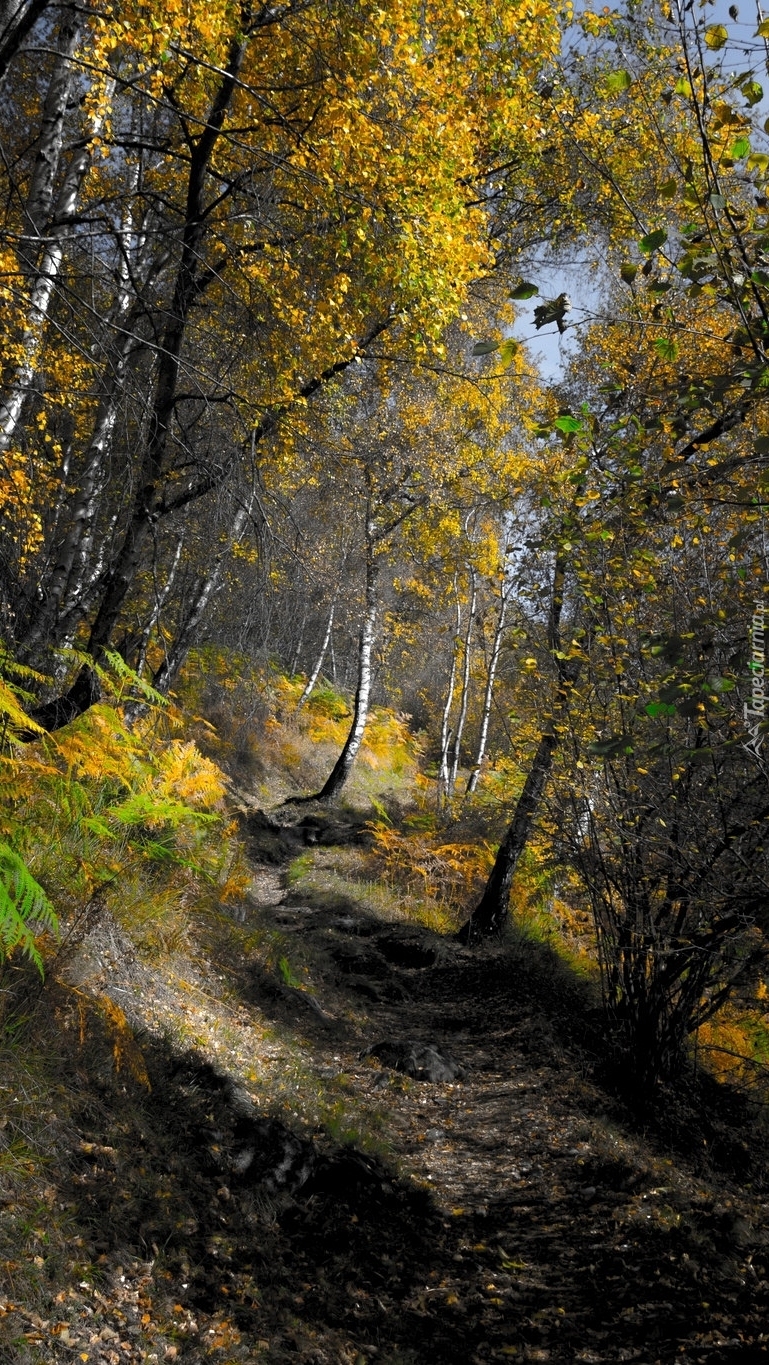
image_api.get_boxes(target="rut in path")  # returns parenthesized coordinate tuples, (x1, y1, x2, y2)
(38, 809, 769, 1365)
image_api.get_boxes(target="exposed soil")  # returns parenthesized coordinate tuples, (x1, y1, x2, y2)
(1, 806, 768, 1364)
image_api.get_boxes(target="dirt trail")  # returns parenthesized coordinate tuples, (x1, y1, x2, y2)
(233, 824, 769, 1364)
(6, 812, 768, 1365)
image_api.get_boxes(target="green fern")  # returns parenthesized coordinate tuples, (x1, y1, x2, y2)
(0, 842, 59, 975)
(53, 646, 168, 709)
(101, 650, 168, 708)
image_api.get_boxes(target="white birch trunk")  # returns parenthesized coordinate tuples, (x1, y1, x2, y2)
(135, 532, 185, 678)
(24, 11, 79, 240)
(23, 173, 151, 650)
(448, 566, 477, 795)
(296, 601, 335, 710)
(153, 505, 249, 694)
(466, 581, 509, 795)
(317, 512, 378, 801)
(437, 586, 461, 805)
(0, 80, 113, 457)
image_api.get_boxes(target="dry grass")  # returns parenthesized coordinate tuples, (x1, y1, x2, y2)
(285, 845, 459, 934)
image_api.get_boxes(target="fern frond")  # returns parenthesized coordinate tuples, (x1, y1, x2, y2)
(0, 645, 50, 687)
(102, 650, 168, 708)
(0, 842, 59, 974)
(0, 678, 45, 740)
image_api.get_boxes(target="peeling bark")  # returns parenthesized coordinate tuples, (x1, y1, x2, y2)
(23, 10, 79, 242)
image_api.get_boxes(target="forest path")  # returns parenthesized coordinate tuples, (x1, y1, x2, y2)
(195, 807, 768, 1364)
(13, 812, 767, 1365)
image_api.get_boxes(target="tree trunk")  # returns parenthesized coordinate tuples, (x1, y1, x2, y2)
(296, 601, 335, 710)
(135, 532, 185, 679)
(23, 9, 79, 242)
(458, 549, 573, 943)
(437, 587, 461, 805)
(0, 78, 112, 456)
(29, 660, 100, 732)
(22, 316, 137, 650)
(289, 602, 308, 676)
(448, 566, 476, 794)
(153, 504, 249, 694)
(22, 179, 164, 653)
(316, 526, 378, 802)
(466, 580, 509, 794)
(85, 37, 248, 660)
(0, 0, 54, 86)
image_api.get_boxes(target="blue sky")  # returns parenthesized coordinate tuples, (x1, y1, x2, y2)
(506, 0, 769, 380)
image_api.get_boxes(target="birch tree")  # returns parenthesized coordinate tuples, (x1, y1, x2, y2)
(466, 575, 511, 795)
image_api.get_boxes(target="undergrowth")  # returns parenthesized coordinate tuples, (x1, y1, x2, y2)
(0, 650, 247, 978)
(175, 647, 421, 805)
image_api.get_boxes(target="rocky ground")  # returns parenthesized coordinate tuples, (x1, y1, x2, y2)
(0, 804, 767, 1364)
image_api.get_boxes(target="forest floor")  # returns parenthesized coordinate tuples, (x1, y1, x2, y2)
(0, 798, 768, 1365)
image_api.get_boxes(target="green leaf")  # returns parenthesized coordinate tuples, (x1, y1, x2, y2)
(731, 136, 751, 158)
(708, 192, 726, 209)
(704, 23, 728, 50)
(748, 151, 769, 173)
(751, 268, 769, 286)
(553, 414, 583, 433)
(472, 340, 500, 356)
(659, 176, 678, 199)
(648, 280, 673, 293)
(743, 80, 764, 107)
(674, 76, 692, 96)
(653, 337, 679, 362)
(755, 435, 769, 454)
(639, 228, 667, 255)
(510, 281, 538, 300)
(620, 262, 638, 283)
(606, 68, 632, 92)
(645, 701, 677, 717)
(498, 338, 519, 366)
